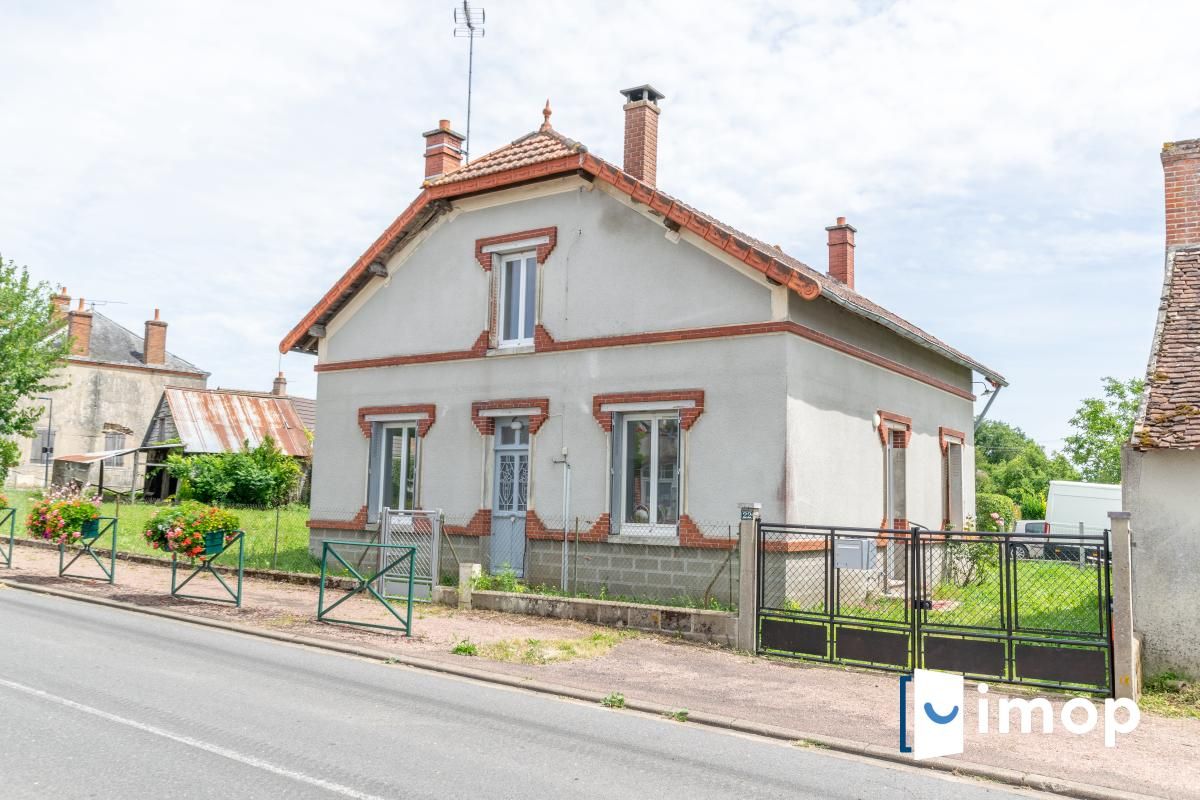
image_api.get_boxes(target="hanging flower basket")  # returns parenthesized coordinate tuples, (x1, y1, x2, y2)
(26, 485, 102, 546)
(144, 502, 240, 561)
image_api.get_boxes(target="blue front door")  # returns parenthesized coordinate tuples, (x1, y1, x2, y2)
(491, 417, 528, 575)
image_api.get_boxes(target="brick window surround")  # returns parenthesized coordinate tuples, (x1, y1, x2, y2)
(470, 398, 550, 435)
(876, 410, 912, 447)
(591, 390, 705, 432)
(357, 404, 436, 438)
(477, 227, 558, 351)
(938, 426, 965, 453)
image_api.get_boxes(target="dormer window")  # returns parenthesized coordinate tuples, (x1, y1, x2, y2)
(499, 251, 537, 347)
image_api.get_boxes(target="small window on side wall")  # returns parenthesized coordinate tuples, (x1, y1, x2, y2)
(498, 252, 537, 347)
(103, 432, 126, 466)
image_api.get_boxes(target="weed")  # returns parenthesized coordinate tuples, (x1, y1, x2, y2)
(451, 639, 478, 657)
(601, 692, 625, 709)
(665, 709, 688, 722)
(478, 631, 633, 665)
(1141, 672, 1199, 719)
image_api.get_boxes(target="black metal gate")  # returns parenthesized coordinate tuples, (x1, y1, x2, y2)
(756, 523, 1114, 695)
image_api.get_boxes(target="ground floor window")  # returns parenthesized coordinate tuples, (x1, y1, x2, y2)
(378, 424, 419, 512)
(104, 432, 127, 466)
(941, 429, 965, 529)
(618, 413, 681, 536)
(30, 428, 54, 464)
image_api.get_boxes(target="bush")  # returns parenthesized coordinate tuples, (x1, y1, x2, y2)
(0, 440, 19, 487)
(975, 493, 1017, 532)
(165, 436, 301, 507)
(143, 501, 241, 559)
(26, 485, 101, 544)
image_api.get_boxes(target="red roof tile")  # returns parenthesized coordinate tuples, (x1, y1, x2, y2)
(1134, 247, 1200, 449)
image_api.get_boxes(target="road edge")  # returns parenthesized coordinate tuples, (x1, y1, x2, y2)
(0, 578, 1163, 800)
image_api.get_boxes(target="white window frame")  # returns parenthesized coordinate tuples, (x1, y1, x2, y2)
(496, 250, 537, 348)
(883, 422, 908, 528)
(618, 411, 683, 538)
(376, 423, 420, 513)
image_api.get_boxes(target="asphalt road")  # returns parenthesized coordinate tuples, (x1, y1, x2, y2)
(0, 588, 1041, 799)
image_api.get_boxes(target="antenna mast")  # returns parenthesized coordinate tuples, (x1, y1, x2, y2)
(453, 1, 485, 164)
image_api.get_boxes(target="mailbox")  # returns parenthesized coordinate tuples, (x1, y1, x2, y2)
(834, 537, 877, 570)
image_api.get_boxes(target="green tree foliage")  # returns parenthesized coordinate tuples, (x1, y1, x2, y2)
(0, 257, 70, 483)
(1063, 376, 1144, 484)
(165, 436, 302, 507)
(975, 420, 1078, 519)
(975, 492, 1018, 532)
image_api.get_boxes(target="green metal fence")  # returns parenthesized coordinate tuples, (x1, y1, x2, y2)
(317, 540, 415, 636)
(171, 530, 246, 607)
(59, 516, 117, 583)
(0, 507, 14, 568)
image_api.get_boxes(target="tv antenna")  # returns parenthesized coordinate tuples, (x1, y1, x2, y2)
(453, 1, 485, 163)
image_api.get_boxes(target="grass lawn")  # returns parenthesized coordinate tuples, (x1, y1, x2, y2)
(3, 488, 320, 574)
(782, 560, 1104, 634)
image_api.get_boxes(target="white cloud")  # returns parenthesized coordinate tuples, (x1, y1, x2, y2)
(1, 0, 1198, 446)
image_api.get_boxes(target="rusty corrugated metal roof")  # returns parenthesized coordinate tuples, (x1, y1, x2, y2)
(163, 388, 312, 457)
(55, 447, 145, 464)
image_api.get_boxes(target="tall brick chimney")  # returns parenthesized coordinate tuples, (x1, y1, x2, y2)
(144, 308, 167, 365)
(620, 85, 665, 186)
(68, 298, 93, 356)
(51, 288, 70, 321)
(1163, 138, 1200, 248)
(272, 371, 287, 396)
(826, 217, 857, 289)
(423, 119, 465, 180)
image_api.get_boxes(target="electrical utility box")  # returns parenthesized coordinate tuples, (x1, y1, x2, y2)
(834, 537, 877, 570)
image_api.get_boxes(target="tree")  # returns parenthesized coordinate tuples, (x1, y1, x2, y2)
(975, 420, 1078, 519)
(0, 256, 70, 483)
(1063, 377, 1144, 483)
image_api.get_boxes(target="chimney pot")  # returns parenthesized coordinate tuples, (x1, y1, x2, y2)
(144, 309, 168, 365)
(272, 371, 288, 396)
(67, 297, 93, 356)
(423, 120, 465, 181)
(1162, 138, 1200, 248)
(51, 288, 70, 321)
(620, 84, 665, 186)
(825, 217, 858, 290)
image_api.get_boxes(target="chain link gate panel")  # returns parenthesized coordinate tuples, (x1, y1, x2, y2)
(378, 508, 441, 601)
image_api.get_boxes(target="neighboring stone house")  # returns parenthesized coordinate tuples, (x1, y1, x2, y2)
(281, 86, 1005, 597)
(9, 295, 208, 491)
(1124, 137, 1200, 678)
(140, 376, 314, 500)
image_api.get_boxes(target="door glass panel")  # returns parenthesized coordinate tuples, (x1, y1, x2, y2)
(517, 454, 528, 511)
(624, 419, 653, 524)
(503, 259, 521, 341)
(522, 257, 537, 339)
(497, 454, 515, 511)
(656, 417, 680, 525)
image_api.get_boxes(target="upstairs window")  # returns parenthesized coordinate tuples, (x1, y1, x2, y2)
(499, 252, 537, 347)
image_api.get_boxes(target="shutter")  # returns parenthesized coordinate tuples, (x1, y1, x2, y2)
(890, 431, 907, 524)
(366, 423, 381, 524)
(947, 443, 964, 528)
(609, 413, 623, 530)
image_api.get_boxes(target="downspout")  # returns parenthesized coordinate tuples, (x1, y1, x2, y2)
(973, 383, 1003, 434)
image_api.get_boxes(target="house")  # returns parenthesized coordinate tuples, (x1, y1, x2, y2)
(9, 297, 208, 491)
(140, 375, 314, 500)
(280, 86, 1004, 599)
(1124, 136, 1200, 678)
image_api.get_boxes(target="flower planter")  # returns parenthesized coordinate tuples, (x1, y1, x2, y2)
(203, 530, 227, 557)
(79, 518, 101, 541)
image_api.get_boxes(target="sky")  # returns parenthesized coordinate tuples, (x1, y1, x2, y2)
(3, 0, 1199, 451)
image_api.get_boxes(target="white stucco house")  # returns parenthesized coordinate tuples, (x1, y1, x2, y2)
(281, 86, 1004, 598)
(1124, 136, 1200, 678)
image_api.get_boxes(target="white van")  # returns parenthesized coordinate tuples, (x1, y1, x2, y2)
(1044, 480, 1121, 560)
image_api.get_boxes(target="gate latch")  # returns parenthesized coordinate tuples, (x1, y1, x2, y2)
(913, 599, 934, 610)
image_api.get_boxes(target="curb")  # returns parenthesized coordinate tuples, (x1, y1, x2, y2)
(10, 537, 359, 590)
(0, 578, 1165, 800)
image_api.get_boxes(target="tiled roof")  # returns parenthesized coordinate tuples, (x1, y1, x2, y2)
(281, 121, 1004, 385)
(426, 129, 584, 186)
(76, 312, 208, 376)
(1134, 247, 1200, 449)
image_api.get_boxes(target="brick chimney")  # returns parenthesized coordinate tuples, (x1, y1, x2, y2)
(423, 119, 465, 180)
(825, 217, 857, 289)
(272, 371, 287, 396)
(620, 85, 665, 186)
(144, 308, 167, 365)
(1163, 138, 1200, 248)
(51, 288, 70, 321)
(67, 298, 93, 356)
